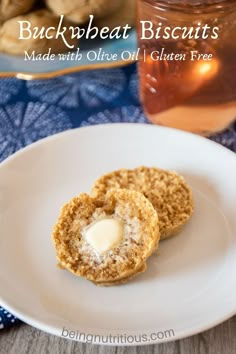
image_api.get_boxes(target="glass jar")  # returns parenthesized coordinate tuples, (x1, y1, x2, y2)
(137, 0, 236, 135)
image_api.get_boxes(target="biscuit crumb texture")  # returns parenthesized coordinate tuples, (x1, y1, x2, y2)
(92, 167, 194, 240)
(52, 189, 160, 285)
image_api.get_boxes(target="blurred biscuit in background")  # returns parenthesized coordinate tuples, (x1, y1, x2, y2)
(45, 0, 123, 25)
(95, 0, 136, 30)
(0, 0, 35, 22)
(0, 9, 78, 55)
(0, 0, 136, 56)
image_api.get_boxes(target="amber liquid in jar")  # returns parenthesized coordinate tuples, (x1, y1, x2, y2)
(137, 0, 236, 135)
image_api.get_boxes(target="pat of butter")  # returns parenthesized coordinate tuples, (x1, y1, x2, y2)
(85, 218, 124, 254)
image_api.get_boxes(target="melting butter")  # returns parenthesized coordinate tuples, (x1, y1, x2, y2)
(85, 218, 124, 254)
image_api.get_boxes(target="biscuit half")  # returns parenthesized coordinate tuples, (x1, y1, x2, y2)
(52, 189, 160, 285)
(91, 167, 194, 240)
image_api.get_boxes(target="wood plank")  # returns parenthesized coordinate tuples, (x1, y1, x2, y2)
(0, 316, 235, 354)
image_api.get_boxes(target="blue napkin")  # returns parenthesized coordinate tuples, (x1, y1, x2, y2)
(0, 63, 235, 329)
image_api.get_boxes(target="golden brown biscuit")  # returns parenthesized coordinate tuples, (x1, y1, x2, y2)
(95, 0, 136, 30)
(45, 0, 122, 25)
(95, 263, 147, 286)
(0, 9, 78, 55)
(52, 189, 160, 285)
(91, 167, 194, 240)
(0, 0, 35, 22)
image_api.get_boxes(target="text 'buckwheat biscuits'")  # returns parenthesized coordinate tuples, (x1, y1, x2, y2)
(52, 189, 160, 286)
(91, 167, 194, 240)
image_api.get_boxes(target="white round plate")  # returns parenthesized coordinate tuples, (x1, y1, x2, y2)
(0, 124, 236, 346)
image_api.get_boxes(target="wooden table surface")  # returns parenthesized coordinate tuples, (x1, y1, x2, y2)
(0, 316, 235, 354)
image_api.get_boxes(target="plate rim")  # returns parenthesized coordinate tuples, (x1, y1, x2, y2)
(0, 123, 236, 345)
(1, 123, 236, 168)
(0, 59, 134, 80)
(0, 29, 137, 80)
(0, 294, 235, 346)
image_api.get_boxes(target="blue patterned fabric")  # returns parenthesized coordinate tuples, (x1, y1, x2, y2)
(0, 63, 235, 329)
